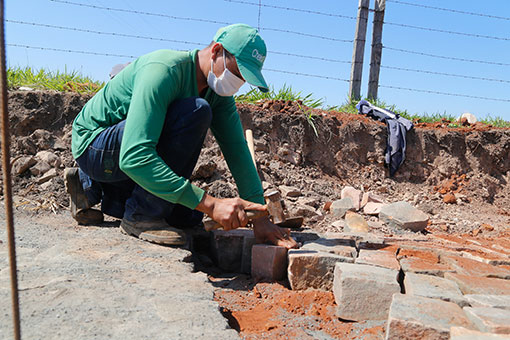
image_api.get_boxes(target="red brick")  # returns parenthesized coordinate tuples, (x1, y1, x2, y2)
(445, 273, 510, 295)
(251, 245, 288, 281)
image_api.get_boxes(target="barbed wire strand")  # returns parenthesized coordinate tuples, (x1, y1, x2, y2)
(257, 0, 261, 31)
(223, 0, 357, 20)
(386, 0, 510, 21)
(384, 21, 510, 42)
(49, 0, 352, 43)
(9, 43, 507, 102)
(7, 20, 351, 63)
(8, 43, 137, 59)
(380, 84, 510, 103)
(7, 20, 204, 46)
(383, 46, 510, 67)
(381, 65, 510, 84)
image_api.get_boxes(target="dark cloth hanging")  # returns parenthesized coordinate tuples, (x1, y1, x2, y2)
(356, 100, 414, 177)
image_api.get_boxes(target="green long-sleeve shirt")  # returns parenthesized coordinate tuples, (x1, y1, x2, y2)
(72, 49, 264, 209)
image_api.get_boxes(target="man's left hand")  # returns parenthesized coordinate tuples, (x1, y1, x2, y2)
(252, 216, 300, 249)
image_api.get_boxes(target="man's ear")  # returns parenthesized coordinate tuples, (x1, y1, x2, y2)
(211, 42, 223, 60)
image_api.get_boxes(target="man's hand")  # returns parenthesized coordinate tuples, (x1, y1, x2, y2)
(252, 216, 299, 249)
(196, 194, 267, 230)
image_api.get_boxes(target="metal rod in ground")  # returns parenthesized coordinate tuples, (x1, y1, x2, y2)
(0, 0, 22, 338)
(368, 0, 386, 100)
(349, 0, 369, 101)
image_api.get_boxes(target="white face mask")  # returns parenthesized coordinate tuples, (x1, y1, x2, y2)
(207, 50, 245, 97)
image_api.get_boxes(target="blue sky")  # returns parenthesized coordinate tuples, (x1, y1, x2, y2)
(6, 0, 510, 121)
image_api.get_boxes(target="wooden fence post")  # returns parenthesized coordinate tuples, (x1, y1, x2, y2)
(349, 0, 370, 101)
(367, 0, 386, 100)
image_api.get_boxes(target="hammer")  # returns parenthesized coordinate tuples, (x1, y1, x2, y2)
(203, 191, 285, 231)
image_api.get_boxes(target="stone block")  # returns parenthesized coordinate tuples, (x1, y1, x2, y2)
(330, 198, 354, 218)
(379, 201, 429, 232)
(210, 229, 253, 272)
(399, 257, 453, 277)
(385, 294, 474, 340)
(450, 327, 510, 340)
(333, 263, 400, 321)
(445, 273, 510, 295)
(30, 160, 51, 176)
(36, 150, 61, 168)
(344, 211, 369, 232)
(37, 168, 58, 184)
(464, 307, 510, 334)
(441, 255, 510, 279)
(12, 155, 36, 175)
(241, 235, 256, 274)
(361, 191, 384, 208)
(355, 248, 400, 271)
(341, 186, 363, 210)
(251, 245, 288, 281)
(464, 295, 510, 310)
(301, 238, 357, 258)
(363, 202, 384, 215)
(288, 249, 353, 291)
(404, 272, 467, 307)
(279, 185, 302, 197)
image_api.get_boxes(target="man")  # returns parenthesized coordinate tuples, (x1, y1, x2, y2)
(66, 23, 297, 249)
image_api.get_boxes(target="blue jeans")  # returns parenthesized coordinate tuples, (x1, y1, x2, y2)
(75, 97, 211, 226)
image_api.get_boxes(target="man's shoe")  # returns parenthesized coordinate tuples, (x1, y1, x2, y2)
(64, 167, 104, 225)
(120, 218, 187, 246)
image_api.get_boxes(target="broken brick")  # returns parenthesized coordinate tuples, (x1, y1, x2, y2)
(251, 244, 288, 281)
(333, 263, 400, 321)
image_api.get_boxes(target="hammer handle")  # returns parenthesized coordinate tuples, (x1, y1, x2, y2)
(204, 209, 268, 232)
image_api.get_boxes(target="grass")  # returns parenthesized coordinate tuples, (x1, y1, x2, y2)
(7, 67, 510, 128)
(7, 66, 104, 94)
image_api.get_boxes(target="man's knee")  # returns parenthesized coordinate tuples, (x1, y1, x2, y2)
(194, 97, 212, 128)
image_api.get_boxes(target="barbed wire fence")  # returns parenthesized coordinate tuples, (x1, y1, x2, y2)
(7, 0, 510, 107)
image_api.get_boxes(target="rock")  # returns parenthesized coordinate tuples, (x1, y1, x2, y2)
(444, 192, 457, 204)
(261, 181, 271, 191)
(450, 327, 510, 340)
(30, 129, 54, 150)
(355, 248, 400, 271)
(399, 257, 453, 277)
(464, 295, 510, 311)
(458, 112, 477, 124)
(288, 204, 317, 218)
(210, 229, 253, 272)
(441, 255, 510, 280)
(331, 219, 346, 229)
(12, 156, 37, 175)
(277, 145, 301, 165)
(251, 245, 288, 281)
(333, 263, 400, 321)
(341, 186, 362, 210)
(361, 192, 383, 208)
(385, 294, 475, 340)
(444, 273, 510, 295)
(192, 161, 217, 179)
(37, 168, 58, 184)
(379, 201, 429, 232)
(463, 307, 510, 334)
(323, 201, 332, 212)
(36, 150, 61, 168)
(30, 160, 51, 176)
(279, 185, 302, 197)
(344, 211, 369, 233)
(52, 138, 68, 151)
(40, 179, 54, 191)
(301, 238, 357, 258)
(287, 249, 354, 291)
(330, 198, 354, 218)
(404, 272, 467, 307)
(363, 202, 384, 215)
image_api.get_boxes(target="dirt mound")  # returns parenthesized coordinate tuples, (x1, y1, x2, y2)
(2, 90, 510, 235)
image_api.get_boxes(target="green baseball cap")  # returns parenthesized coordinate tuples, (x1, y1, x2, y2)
(213, 23, 269, 93)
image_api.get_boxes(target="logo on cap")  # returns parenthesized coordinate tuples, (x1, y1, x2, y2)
(252, 49, 266, 63)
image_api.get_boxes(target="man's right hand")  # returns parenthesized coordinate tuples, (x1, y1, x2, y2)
(196, 193, 267, 230)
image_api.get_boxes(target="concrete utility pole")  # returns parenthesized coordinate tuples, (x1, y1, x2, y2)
(349, 0, 369, 101)
(368, 0, 386, 100)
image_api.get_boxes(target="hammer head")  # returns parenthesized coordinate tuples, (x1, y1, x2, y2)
(264, 190, 285, 224)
